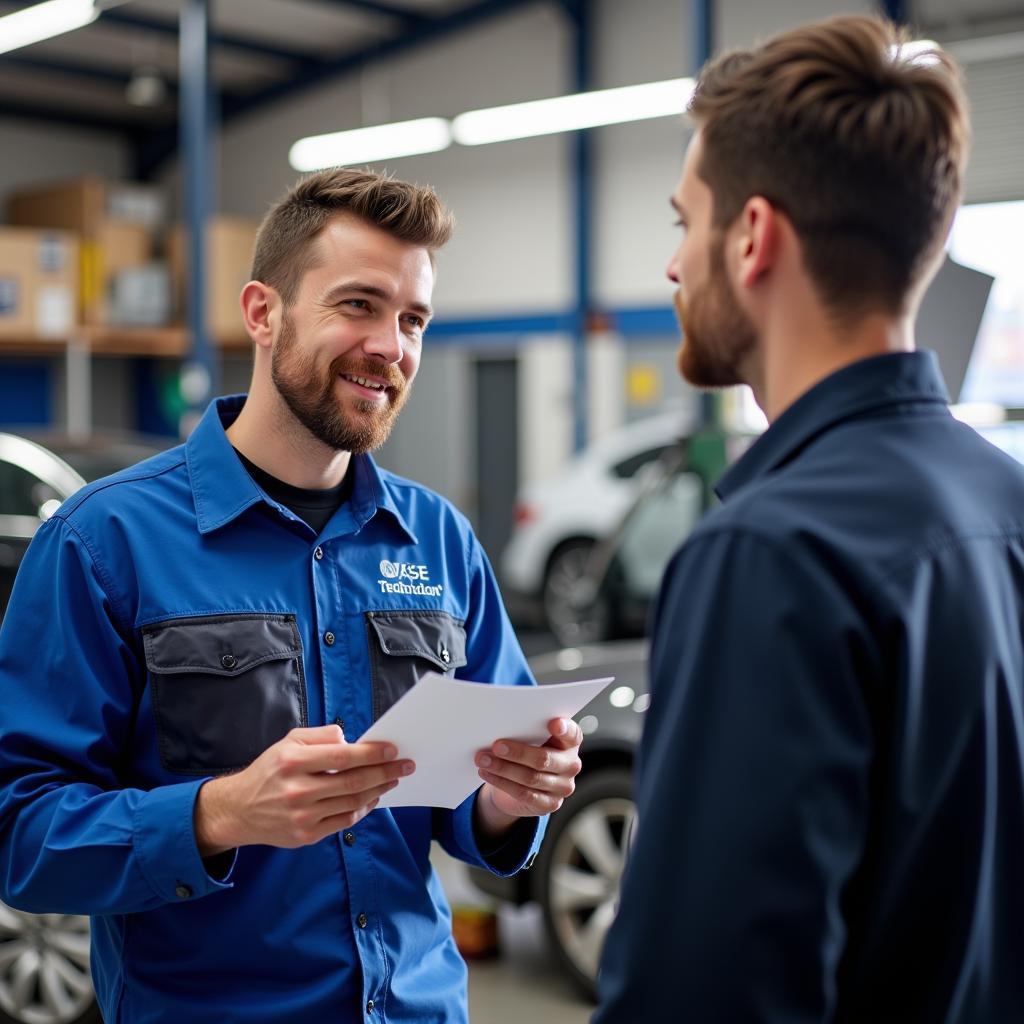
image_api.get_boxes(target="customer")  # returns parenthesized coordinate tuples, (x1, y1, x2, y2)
(0, 169, 582, 1023)
(595, 16, 1024, 1023)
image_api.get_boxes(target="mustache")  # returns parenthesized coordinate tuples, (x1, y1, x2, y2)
(328, 356, 406, 391)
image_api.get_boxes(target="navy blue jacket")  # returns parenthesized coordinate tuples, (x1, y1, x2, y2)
(0, 396, 543, 1024)
(596, 352, 1024, 1023)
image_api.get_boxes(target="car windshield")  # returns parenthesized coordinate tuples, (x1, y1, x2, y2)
(31, 437, 172, 483)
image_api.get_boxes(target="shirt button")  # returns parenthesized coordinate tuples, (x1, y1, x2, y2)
(314, 546, 324, 561)
(220, 654, 237, 670)
(440, 647, 450, 664)
(344, 831, 356, 846)
(334, 716, 345, 730)
(366, 1000, 375, 1014)
(175, 884, 192, 900)
(357, 912, 368, 928)
(324, 631, 336, 646)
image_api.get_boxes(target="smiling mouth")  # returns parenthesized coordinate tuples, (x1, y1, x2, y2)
(340, 373, 389, 394)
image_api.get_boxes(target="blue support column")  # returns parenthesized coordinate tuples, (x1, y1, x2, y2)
(691, 0, 716, 430)
(179, 0, 218, 433)
(567, 0, 591, 452)
(880, 0, 907, 23)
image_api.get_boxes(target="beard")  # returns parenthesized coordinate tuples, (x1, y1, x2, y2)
(270, 311, 411, 454)
(675, 234, 757, 389)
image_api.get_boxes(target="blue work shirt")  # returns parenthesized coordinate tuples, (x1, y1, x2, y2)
(596, 352, 1024, 1023)
(0, 395, 544, 1024)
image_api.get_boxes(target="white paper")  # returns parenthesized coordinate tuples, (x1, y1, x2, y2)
(359, 672, 614, 809)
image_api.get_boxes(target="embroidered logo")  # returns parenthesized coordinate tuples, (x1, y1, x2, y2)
(377, 559, 443, 597)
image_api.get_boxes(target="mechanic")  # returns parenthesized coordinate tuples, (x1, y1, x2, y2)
(0, 168, 582, 1023)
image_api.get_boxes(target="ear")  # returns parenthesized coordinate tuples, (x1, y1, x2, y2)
(240, 281, 280, 351)
(732, 196, 778, 290)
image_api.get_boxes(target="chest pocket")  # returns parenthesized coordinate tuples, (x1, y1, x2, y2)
(365, 610, 468, 722)
(142, 613, 308, 775)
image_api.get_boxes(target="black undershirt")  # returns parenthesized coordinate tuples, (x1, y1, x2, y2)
(234, 449, 353, 533)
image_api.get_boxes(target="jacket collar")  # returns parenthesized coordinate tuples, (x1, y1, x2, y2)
(717, 351, 951, 501)
(185, 394, 417, 542)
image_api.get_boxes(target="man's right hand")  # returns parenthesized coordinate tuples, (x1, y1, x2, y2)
(194, 724, 414, 855)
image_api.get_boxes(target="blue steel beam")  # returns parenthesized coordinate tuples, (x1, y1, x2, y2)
(0, 53, 181, 95)
(100, 7, 325, 64)
(135, 0, 536, 178)
(221, 0, 535, 120)
(691, 0, 716, 431)
(0, 97, 138, 134)
(880, 0, 907, 22)
(564, 0, 591, 452)
(179, 0, 218, 422)
(297, 0, 428, 22)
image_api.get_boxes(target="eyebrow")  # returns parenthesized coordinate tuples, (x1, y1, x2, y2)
(323, 280, 434, 319)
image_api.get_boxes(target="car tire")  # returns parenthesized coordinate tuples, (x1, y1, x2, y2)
(0, 905, 99, 1024)
(534, 768, 635, 1000)
(542, 540, 609, 646)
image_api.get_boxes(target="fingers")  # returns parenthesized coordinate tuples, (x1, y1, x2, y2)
(479, 735, 582, 777)
(545, 717, 584, 751)
(314, 779, 401, 819)
(477, 771, 568, 815)
(475, 752, 579, 800)
(309, 758, 414, 802)
(291, 723, 349, 745)
(283, 734, 404, 775)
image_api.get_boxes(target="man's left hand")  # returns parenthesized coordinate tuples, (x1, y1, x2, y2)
(473, 718, 583, 839)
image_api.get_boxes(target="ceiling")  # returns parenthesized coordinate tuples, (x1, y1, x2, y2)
(2, 0, 1022, 177)
(0, 0, 541, 174)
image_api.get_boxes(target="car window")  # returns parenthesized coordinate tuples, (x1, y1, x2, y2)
(615, 471, 704, 597)
(611, 443, 678, 480)
(0, 459, 60, 518)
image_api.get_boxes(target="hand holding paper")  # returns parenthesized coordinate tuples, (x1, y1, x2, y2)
(358, 672, 614, 809)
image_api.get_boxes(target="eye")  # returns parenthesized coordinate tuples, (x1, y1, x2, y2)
(342, 298, 370, 311)
(403, 314, 425, 330)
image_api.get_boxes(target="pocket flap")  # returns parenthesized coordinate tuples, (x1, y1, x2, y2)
(143, 614, 301, 677)
(366, 611, 468, 672)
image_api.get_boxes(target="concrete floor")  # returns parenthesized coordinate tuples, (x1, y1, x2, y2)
(434, 848, 593, 1024)
(457, 627, 595, 1023)
(467, 904, 593, 1024)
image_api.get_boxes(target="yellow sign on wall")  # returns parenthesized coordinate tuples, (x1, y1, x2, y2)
(627, 364, 661, 406)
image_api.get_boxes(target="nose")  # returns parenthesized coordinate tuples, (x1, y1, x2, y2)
(666, 255, 679, 284)
(362, 318, 404, 365)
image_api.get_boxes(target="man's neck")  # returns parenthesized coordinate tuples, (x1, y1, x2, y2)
(226, 378, 352, 490)
(751, 307, 915, 423)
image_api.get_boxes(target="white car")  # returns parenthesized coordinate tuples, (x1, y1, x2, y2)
(500, 410, 690, 641)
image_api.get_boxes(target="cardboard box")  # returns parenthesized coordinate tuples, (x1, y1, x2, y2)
(169, 217, 257, 341)
(8, 178, 162, 324)
(0, 228, 78, 339)
(7, 177, 165, 236)
(108, 264, 172, 327)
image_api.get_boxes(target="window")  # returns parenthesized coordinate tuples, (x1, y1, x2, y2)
(950, 201, 1024, 407)
(611, 443, 678, 480)
(0, 459, 53, 519)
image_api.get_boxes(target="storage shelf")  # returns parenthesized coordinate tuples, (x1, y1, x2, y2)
(0, 327, 251, 358)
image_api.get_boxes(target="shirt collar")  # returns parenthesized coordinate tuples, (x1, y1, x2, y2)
(716, 351, 951, 501)
(186, 394, 418, 543)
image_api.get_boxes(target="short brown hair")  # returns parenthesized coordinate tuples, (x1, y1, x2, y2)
(251, 168, 454, 307)
(688, 16, 969, 315)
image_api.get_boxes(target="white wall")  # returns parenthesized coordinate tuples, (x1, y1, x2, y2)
(188, 0, 1005, 500)
(0, 119, 128, 214)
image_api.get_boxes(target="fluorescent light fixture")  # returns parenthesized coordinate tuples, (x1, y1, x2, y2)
(0, 0, 99, 56)
(289, 117, 452, 171)
(451, 77, 696, 146)
(892, 38, 941, 66)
